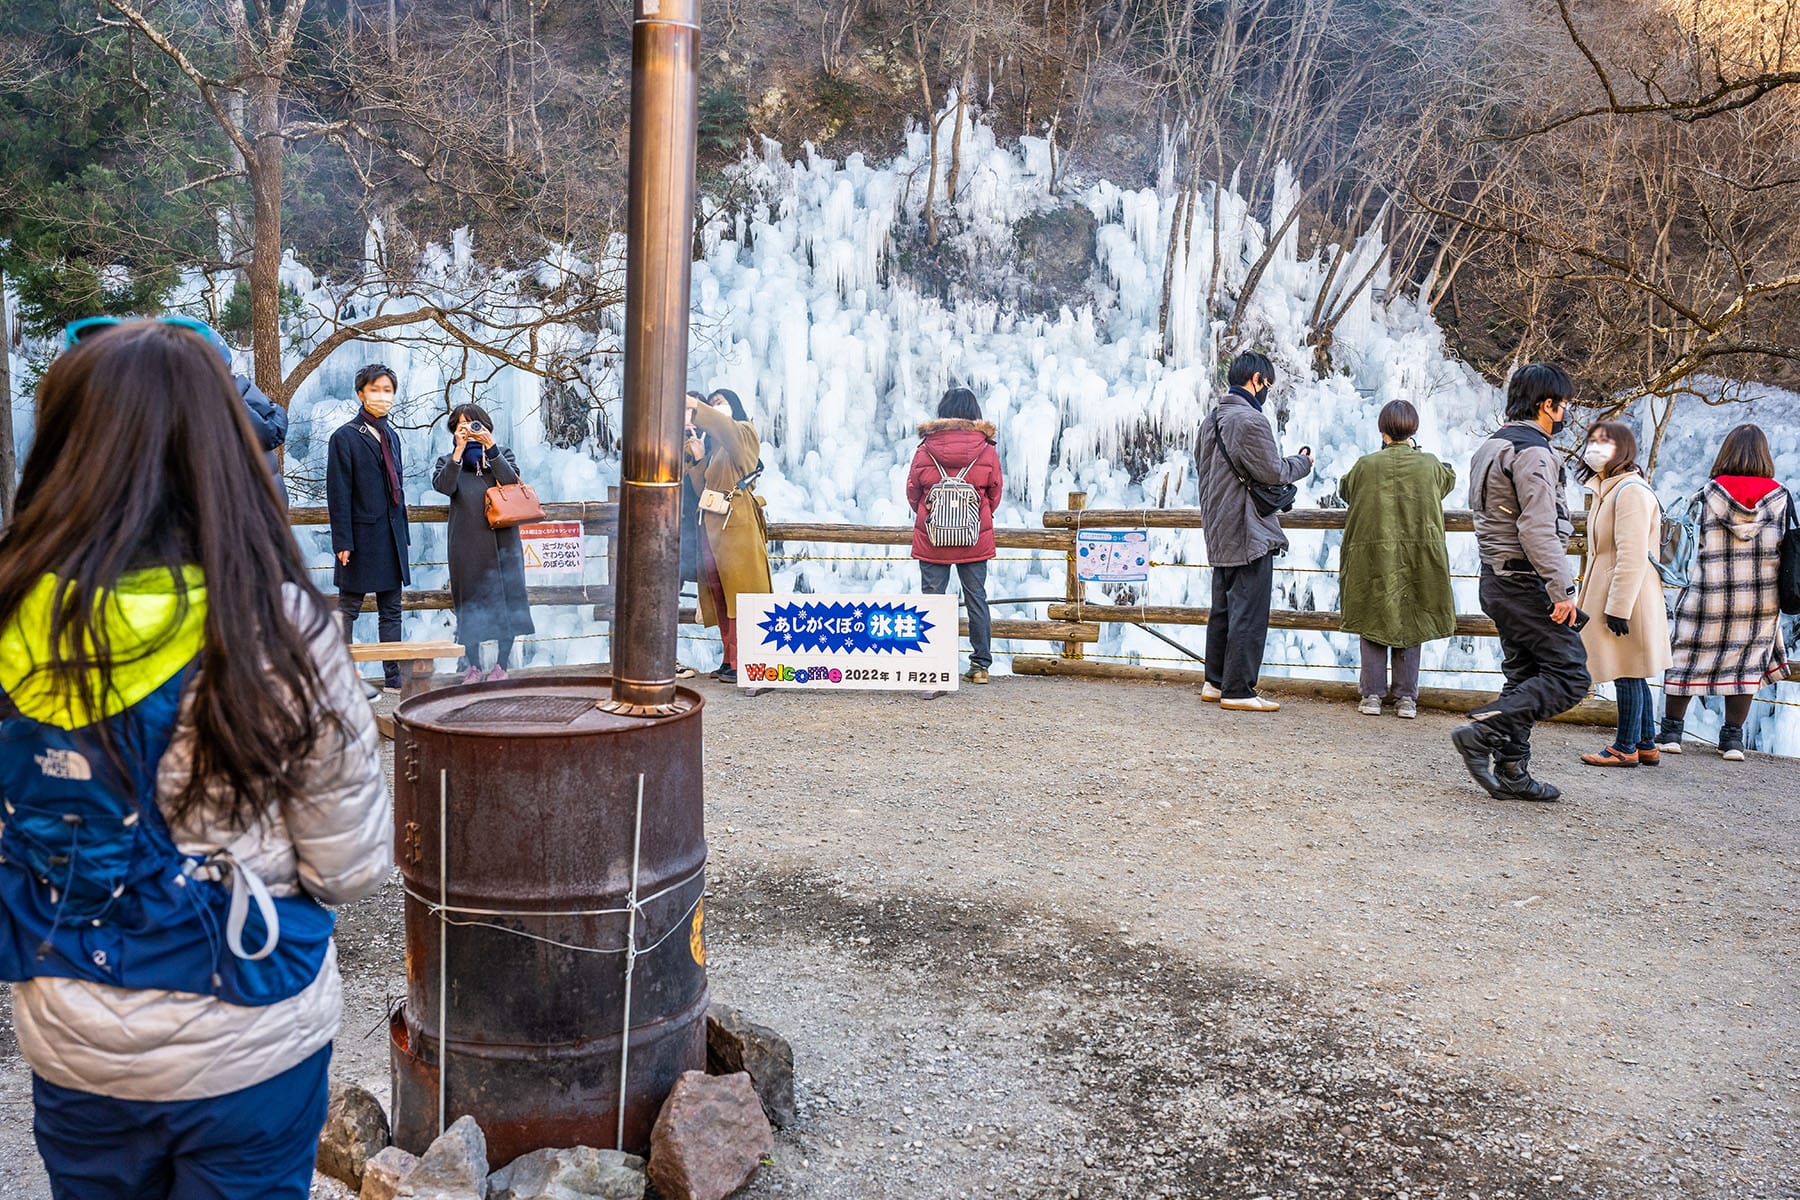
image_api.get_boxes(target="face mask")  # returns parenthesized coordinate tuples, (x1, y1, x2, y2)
(361, 391, 395, 419)
(1582, 443, 1614, 473)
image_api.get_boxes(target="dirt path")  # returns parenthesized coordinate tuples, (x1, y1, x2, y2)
(2, 676, 1795, 1198)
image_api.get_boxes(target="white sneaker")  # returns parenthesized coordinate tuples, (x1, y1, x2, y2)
(1396, 699, 1418, 720)
(1722, 747, 1745, 762)
(1220, 694, 1281, 712)
(1201, 683, 1222, 703)
(1358, 695, 1383, 716)
(1655, 740, 1682, 754)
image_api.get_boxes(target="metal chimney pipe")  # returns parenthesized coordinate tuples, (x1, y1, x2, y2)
(605, 0, 702, 716)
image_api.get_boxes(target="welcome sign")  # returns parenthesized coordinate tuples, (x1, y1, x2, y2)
(734, 594, 961, 691)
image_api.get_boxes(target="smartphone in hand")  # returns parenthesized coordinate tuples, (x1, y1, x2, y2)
(1571, 610, 1591, 632)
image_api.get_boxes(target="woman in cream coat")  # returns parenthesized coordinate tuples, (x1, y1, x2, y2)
(1576, 421, 1672, 766)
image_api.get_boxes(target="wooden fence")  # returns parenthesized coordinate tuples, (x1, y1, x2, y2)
(289, 490, 1796, 715)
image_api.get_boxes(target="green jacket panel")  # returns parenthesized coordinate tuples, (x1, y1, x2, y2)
(1337, 444, 1457, 648)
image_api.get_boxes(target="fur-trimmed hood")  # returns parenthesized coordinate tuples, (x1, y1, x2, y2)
(917, 418, 997, 441)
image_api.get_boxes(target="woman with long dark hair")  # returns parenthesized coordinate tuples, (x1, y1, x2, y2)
(433, 402, 534, 681)
(0, 323, 387, 1197)
(683, 387, 771, 683)
(1574, 421, 1670, 766)
(1659, 423, 1793, 761)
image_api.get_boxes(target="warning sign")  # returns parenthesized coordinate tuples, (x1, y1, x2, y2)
(519, 521, 585, 586)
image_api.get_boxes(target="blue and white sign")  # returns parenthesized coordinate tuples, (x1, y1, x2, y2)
(735, 594, 961, 690)
(1076, 529, 1150, 583)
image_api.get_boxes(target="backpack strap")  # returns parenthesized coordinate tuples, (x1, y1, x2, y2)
(927, 452, 952, 482)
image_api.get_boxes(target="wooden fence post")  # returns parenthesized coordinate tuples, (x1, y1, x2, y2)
(1062, 491, 1088, 659)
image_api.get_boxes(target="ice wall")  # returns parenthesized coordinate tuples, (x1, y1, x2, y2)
(5, 105, 1797, 753)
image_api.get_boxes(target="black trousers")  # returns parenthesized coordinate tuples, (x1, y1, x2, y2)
(338, 588, 404, 687)
(1473, 568, 1590, 754)
(920, 560, 992, 670)
(1205, 552, 1274, 699)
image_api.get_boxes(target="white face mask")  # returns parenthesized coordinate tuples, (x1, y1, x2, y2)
(1582, 443, 1614, 473)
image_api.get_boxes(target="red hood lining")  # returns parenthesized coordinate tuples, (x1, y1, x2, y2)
(1715, 475, 1781, 507)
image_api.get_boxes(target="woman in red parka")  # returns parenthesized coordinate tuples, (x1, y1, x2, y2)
(907, 387, 1004, 683)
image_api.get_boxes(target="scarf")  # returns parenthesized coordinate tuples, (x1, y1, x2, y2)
(365, 412, 403, 506)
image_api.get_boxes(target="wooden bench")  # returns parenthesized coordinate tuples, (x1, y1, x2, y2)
(348, 641, 466, 700)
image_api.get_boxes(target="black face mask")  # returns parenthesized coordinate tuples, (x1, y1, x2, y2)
(1247, 383, 1270, 411)
(1548, 406, 1566, 435)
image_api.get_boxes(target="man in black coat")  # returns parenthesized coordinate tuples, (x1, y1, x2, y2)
(328, 363, 412, 692)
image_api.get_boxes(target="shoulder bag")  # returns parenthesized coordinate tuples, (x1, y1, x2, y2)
(486, 478, 547, 529)
(1779, 491, 1800, 615)
(1211, 416, 1296, 517)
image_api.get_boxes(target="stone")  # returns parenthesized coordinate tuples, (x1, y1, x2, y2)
(317, 1082, 392, 1190)
(359, 1146, 420, 1200)
(705, 1003, 797, 1128)
(647, 1071, 773, 1200)
(486, 1146, 647, 1200)
(395, 1115, 487, 1199)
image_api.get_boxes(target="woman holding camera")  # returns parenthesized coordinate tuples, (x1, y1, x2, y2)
(1574, 421, 1670, 766)
(433, 404, 534, 682)
(684, 388, 771, 683)
(1337, 400, 1456, 719)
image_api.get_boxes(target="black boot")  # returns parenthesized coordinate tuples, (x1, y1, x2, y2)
(1655, 717, 1684, 754)
(1718, 723, 1746, 761)
(1451, 722, 1508, 797)
(1493, 753, 1561, 803)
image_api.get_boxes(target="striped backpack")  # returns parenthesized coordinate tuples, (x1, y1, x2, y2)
(924, 454, 982, 548)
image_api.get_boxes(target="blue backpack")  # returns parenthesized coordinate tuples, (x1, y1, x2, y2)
(0, 665, 333, 1005)
(1652, 489, 1703, 590)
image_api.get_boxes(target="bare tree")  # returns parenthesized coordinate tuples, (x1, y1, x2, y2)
(83, 0, 628, 410)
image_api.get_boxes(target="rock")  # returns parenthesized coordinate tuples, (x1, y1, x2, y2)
(647, 1071, 773, 1200)
(487, 1146, 647, 1200)
(395, 1115, 487, 1199)
(705, 1003, 797, 1128)
(317, 1082, 392, 1190)
(359, 1146, 420, 1200)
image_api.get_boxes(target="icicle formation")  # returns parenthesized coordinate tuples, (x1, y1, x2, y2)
(58, 98, 1782, 752)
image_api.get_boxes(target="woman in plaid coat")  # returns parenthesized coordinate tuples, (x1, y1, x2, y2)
(1658, 424, 1793, 761)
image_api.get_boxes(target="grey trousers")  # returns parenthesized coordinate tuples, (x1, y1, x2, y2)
(920, 560, 991, 670)
(1359, 638, 1421, 701)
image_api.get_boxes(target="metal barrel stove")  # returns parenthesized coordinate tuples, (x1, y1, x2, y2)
(389, 677, 707, 1163)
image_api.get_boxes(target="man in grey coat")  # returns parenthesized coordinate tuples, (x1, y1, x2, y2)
(1194, 351, 1314, 711)
(1451, 362, 1590, 802)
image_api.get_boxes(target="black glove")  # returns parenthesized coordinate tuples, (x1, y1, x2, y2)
(1606, 614, 1630, 637)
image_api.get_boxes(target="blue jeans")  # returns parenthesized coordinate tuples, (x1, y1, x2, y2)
(1613, 677, 1656, 754)
(33, 1044, 331, 1200)
(920, 560, 991, 670)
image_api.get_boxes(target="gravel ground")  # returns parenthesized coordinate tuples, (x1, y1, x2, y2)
(2, 674, 1795, 1199)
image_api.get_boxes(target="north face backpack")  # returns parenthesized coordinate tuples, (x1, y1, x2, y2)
(924, 453, 982, 548)
(0, 665, 333, 1006)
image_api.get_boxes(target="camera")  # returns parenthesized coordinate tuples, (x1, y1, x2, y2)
(467, 420, 485, 434)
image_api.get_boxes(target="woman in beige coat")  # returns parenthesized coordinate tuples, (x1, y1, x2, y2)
(684, 388, 772, 683)
(1576, 421, 1672, 766)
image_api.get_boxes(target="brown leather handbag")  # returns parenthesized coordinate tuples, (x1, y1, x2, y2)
(485, 480, 546, 529)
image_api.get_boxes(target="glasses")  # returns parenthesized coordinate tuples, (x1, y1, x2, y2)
(64, 314, 223, 350)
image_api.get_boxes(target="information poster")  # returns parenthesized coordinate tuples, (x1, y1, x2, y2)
(519, 521, 585, 586)
(734, 594, 961, 691)
(1076, 529, 1150, 583)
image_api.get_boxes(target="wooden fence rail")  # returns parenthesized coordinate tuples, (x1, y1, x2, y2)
(287, 492, 1795, 694)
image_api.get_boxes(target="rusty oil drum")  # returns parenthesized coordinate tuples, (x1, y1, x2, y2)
(390, 677, 707, 1163)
